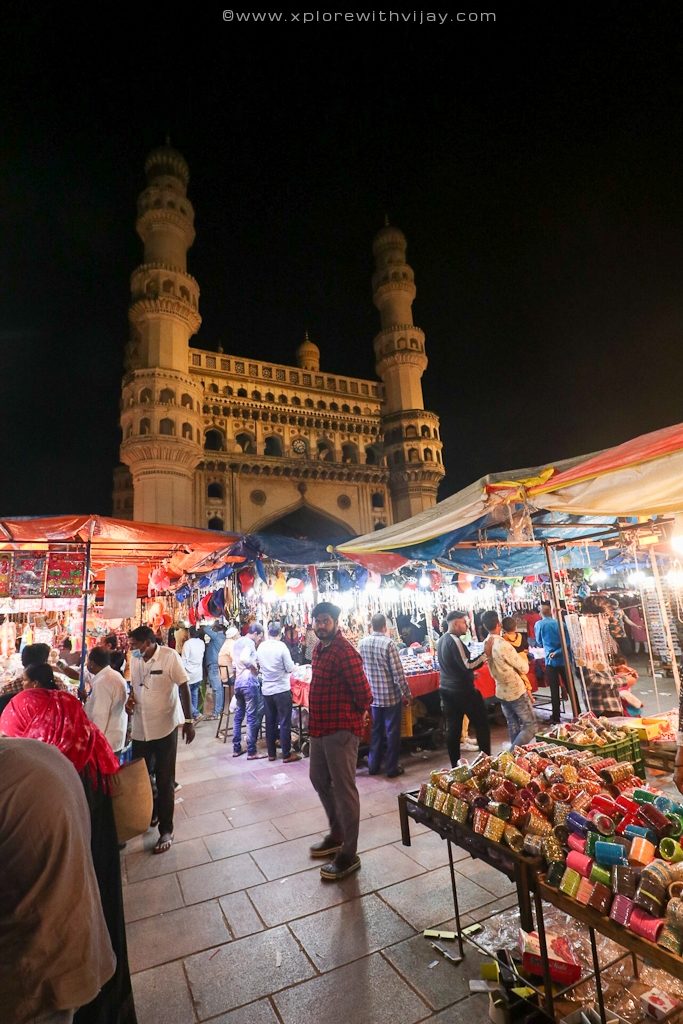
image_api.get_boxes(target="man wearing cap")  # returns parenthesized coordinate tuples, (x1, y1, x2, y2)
(232, 623, 266, 759)
(436, 610, 490, 766)
(308, 601, 373, 881)
(258, 622, 300, 763)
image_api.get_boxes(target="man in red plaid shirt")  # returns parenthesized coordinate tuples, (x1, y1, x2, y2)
(308, 601, 372, 880)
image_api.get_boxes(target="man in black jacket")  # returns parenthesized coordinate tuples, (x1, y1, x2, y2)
(436, 610, 491, 765)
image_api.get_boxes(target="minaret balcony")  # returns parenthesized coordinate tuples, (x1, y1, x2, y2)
(130, 264, 200, 305)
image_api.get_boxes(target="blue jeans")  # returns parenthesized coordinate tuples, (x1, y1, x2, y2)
(369, 702, 403, 775)
(264, 689, 293, 758)
(500, 693, 537, 747)
(233, 683, 263, 755)
(189, 681, 201, 717)
(206, 661, 223, 714)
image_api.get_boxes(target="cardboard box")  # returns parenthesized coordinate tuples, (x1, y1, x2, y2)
(519, 929, 582, 986)
(640, 988, 681, 1020)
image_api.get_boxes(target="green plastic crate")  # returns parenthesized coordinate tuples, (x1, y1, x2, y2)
(535, 732, 641, 767)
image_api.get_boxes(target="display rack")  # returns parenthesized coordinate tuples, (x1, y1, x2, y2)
(398, 788, 542, 932)
(398, 789, 683, 1024)
(537, 875, 683, 1022)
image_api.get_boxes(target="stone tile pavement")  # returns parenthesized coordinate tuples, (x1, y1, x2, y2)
(122, 717, 521, 1024)
(123, 659, 671, 1022)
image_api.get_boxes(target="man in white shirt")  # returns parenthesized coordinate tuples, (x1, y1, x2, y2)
(482, 610, 537, 748)
(232, 624, 265, 759)
(258, 621, 300, 763)
(84, 647, 128, 756)
(126, 625, 194, 854)
(218, 625, 239, 681)
(181, 626, 206, 721)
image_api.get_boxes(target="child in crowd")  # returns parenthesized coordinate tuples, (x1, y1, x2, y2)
(613, 653, 644, 716)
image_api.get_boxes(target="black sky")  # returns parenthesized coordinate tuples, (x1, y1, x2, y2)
(2, 3, 683, 519)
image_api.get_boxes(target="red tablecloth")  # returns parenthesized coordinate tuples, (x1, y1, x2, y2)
(293, 668, 503, 705)
(290, 676, 310, 708)
(291, 664, 532, 708)
(407, 671, 440, 698)
(474, 664, 496, 700)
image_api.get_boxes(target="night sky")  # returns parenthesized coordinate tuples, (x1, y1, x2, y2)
(3, 3, 683, 522)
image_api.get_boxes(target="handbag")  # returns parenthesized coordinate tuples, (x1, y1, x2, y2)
(110, 756, 153, 843)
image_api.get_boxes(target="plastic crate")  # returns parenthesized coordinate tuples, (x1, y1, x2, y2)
(535, 732, 641, 766)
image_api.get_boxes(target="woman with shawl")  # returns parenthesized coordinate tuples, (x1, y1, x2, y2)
(0, 664, 137, 1024)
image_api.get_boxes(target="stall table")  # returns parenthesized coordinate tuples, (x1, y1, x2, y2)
(398, 790, 683, 1024)
(398, 788, 541, 934)
(535, 875, 683, 1023)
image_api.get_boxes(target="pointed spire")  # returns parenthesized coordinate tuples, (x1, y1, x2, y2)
(384, 213, 390, 227)
(165, 132, 171, 146)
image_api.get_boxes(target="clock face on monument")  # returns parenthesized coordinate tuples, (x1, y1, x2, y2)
(292, 439, 306, 455)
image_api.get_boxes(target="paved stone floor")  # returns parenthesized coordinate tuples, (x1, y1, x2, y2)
(122, 665, 668, 1023)
(122, 718, 518, 1024)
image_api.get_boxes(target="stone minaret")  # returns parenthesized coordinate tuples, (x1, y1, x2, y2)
(119, 145, 204, 526)
(372, 222, 444, 521)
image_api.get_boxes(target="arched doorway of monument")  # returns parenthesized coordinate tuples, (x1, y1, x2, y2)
(252, 502, 355, 544)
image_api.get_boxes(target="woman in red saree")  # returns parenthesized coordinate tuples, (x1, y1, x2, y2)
(0, 664, 137, 1024)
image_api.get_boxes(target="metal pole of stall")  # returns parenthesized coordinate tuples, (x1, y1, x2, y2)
(649, 547, 681, 696)
(636, 577, 663, 714)
(78, 533, 93, 697)
(543, 542, 581, 718)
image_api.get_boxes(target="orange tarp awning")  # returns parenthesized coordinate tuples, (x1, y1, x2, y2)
(0, 515, 241, 595)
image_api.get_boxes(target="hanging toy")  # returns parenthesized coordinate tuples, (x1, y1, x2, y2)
(255, 559, 268, 584)
(287, 574, 305, 594)
(148, 566, 171, 597)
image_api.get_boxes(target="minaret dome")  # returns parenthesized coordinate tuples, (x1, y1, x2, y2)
(144, 145, 190, 189)
(296, 331, 320, 372)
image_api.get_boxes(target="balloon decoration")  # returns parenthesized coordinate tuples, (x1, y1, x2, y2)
(148, 566, 171, 597)
(457, 572, 473, 593)
(147, 598, 172, 630)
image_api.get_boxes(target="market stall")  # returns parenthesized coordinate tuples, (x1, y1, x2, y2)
(337, 421, 683, 729)
(399, 724, 683, 1023)
(0, 514, 239, 686)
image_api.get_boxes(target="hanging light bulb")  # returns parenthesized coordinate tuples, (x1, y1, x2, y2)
(591, 569, 607, 583)
(667, 568, 683, 588)
(627, 571, 646, 586)
(419, 572, 430, 589)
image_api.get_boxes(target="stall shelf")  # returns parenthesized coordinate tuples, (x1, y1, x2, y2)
(536, 875, 683, 1022)
(397, 788, 542, 933)
(399, 789, 683, 1023)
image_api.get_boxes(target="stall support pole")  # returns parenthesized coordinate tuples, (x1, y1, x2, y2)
(446, 839, 465, 960)
(543, 542, 581, 718)
(649, 548, 681, 696)
(589, 926, 608, 1024)
(78, 535, 93, 697)
(637, 575, 663, 713)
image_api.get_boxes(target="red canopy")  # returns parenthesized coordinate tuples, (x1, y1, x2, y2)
(0, 515, 241, 595)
